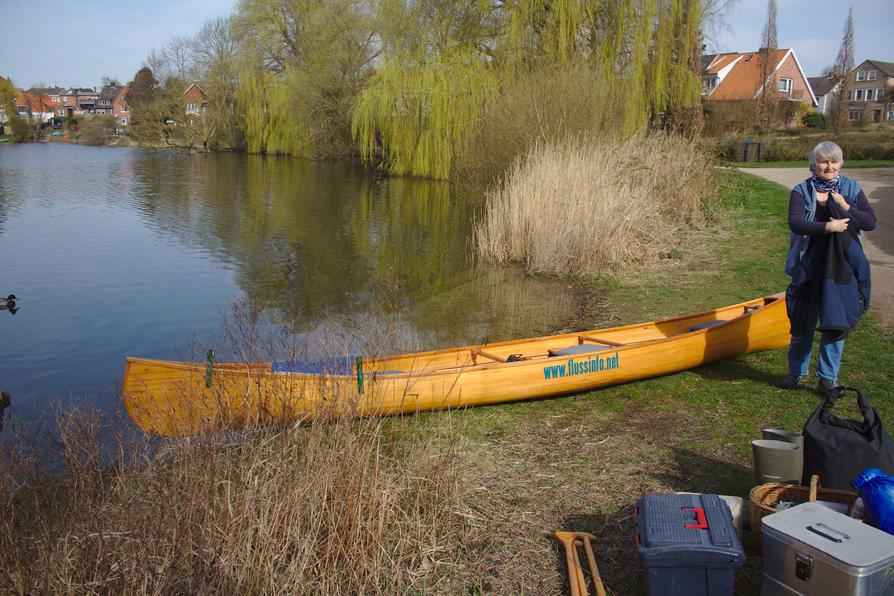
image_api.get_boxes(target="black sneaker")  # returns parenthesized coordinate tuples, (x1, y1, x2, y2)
(779, 375, 807, 389)
(816, 377, 840, 397)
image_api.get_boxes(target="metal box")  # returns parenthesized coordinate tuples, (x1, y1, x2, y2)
(635, 493, 745, 596)
(761, 501, 894, 595)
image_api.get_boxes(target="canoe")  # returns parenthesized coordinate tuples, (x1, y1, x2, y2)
(124, 293, 790, 437)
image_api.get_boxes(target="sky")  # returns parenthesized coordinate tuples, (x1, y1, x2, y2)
(0, 0, 892, 90)
(707, 0, 894, 77)
(0, 0, 239, 90)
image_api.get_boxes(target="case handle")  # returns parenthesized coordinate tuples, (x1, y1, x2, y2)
(683, 507, 708, 529)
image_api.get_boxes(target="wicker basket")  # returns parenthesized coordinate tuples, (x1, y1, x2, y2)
(749, 475, 859, 545)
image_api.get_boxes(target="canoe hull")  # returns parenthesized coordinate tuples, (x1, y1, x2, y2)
(124, 294, 790, 437)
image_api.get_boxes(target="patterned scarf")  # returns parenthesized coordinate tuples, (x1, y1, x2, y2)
(811, 173, 840, 193)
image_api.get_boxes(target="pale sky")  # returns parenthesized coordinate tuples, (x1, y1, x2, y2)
(0, 0, 891, 90)
(709, 0, 894, 77)
(0, 0, 239, 90)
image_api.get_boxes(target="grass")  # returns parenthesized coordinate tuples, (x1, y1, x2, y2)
(725, 159, 894, 169)
(3, 166, 893, 593)
(413, 167, 894, 593)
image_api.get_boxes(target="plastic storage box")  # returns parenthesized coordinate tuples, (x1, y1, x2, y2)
(761, 501, 894, 595)
(635, 493, 745, 596)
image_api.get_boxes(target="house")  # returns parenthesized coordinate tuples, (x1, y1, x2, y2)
(183, 83, 208, 116)
(701, 48, 816, 106)
(845, 60, 894, 122)
(14, 91, 56, 123)
(807, 76, 839, 115)
(73, 87, 99, 114)
(112, 85, 130, 130)
(96, 85, 122, 115)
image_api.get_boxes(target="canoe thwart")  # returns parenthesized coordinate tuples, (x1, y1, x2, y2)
(577, 334, 625, 347)
(472, 349, 507, 364)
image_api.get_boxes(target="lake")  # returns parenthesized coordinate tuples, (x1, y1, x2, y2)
(0, 144, 578, 426)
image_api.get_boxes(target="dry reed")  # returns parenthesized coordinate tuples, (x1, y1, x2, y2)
(0, 301, 481, 594)
(475, 134, 717, 275)
(0, 410, 477, 593)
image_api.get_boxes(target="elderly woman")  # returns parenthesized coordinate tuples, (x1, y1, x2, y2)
(782, 141, 876, 395)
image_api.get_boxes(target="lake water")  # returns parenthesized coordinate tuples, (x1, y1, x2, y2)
(0, 144, 577, 426)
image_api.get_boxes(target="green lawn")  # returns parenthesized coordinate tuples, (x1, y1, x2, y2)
(725, 159, 894, 169)
(424, 168, 894, 594)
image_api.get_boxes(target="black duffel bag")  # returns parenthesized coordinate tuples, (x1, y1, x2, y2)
(802, 387, 894, 490)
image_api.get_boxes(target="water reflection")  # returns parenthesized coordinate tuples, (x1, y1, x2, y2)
(0, 144, 578, 422)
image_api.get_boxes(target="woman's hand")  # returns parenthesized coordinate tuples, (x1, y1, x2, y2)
(826, 217, 849, 233)
(830, 191, 850, 211)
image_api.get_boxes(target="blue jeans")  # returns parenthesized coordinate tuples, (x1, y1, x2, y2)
(787, 301, 844, 382)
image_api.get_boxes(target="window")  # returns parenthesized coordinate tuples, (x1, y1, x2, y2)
(878, 89, 885, 102)
(866, 89, 874, 101)
(855, 89, 864, 101)
(849, 110, 863, 121)
(778, 78, 793, 94)
(120, 118, 128, 126)
(856, 71, 866, 81)
(121, 105, 128, 112)
(868, 70, 877, 81)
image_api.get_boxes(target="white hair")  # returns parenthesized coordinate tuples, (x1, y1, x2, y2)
(808, 141, 844, 170)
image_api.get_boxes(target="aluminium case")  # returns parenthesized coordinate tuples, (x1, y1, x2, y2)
(761, 501, 894, 595)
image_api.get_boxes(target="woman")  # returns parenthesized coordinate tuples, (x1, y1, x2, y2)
(782, 141, 876, 395)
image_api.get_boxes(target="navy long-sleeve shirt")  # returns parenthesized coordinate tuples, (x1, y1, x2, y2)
(789, 188, 877, 235)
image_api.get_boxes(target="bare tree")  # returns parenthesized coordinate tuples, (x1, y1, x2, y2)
(829, 7, 854, 131)
(760, 0, 777, 50)
(754, 0, 779, 133)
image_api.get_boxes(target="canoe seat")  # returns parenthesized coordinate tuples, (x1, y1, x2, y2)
(272, 356, 357, 375)
(549, 344, 612, 357)
(687, 320, 727, 332)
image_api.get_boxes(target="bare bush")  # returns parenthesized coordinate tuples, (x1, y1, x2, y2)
(0, 297, 481, 593)
(475, 134, 717, 275)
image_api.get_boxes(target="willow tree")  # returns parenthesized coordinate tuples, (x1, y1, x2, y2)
(351, 0, 500, 179)
(233, 0, 379, 156)
(353, 0, 705, 179)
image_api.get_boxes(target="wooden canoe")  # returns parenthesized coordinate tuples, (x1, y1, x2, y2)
(124, 293, 789, 437)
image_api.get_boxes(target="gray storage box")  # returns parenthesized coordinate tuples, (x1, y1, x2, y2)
(761, 501, 894, 595)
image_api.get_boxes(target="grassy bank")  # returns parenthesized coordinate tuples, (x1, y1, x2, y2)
(3, 169, 892, 593)
(419, 168, 894, 593)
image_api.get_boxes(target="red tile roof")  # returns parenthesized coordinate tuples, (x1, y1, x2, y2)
(15, 92, 56, 113)
(706, 49, 791, 100)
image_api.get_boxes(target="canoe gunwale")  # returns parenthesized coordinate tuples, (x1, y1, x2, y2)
(125, 293, 785, 381)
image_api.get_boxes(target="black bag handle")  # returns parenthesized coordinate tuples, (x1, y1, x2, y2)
(819, 386, 877, 432)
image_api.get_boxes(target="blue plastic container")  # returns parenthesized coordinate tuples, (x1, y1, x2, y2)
(635, 493, 746, 596)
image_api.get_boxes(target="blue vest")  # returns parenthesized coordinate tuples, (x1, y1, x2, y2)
(785, 174, 863, 277)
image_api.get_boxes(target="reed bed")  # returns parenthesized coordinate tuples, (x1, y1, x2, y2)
(0, 301, 482, 594)
(0, 408, 478, 594)
(475, 134, 717, 275)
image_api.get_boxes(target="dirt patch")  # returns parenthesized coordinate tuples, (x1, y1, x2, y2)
(451, 400, 753, 594)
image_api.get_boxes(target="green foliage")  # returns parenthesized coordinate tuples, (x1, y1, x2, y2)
(351, 52, 498, 179)
(233, 0, 378, 157)
(352, 0, 704, 179)
(78, 116, 117, 146)
(127, 67, 159, 111)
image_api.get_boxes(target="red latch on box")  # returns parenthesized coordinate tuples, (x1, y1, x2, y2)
(683, 507, 708, 529)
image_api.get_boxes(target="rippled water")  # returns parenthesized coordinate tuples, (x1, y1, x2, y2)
(0, 144, 577, 425)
